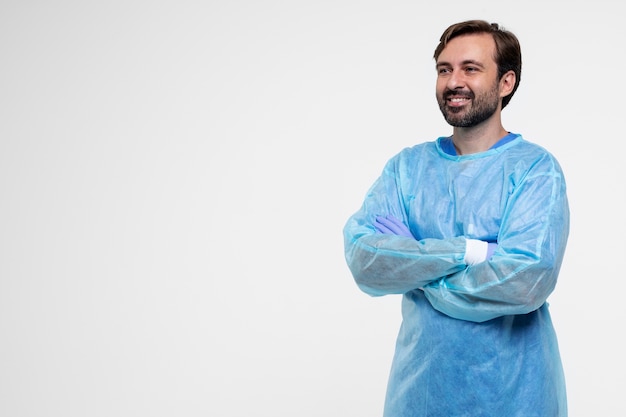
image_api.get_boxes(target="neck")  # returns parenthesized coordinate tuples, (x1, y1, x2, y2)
(451, 120, 509, 156)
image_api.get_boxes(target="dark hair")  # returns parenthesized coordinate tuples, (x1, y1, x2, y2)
(433, 20, 522, 109)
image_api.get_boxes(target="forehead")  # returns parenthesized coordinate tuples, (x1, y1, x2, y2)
(436, 33, 497, 67)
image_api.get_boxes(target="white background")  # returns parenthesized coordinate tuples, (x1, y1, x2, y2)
(1, 1, 623, 416)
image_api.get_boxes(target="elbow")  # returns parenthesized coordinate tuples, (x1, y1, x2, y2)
(497, 261, 561, 315)
(345, 238, 387, 296)
(356, 281, 387, 297)
(521, 264, 560, 310)
(349, 263, 389, 297)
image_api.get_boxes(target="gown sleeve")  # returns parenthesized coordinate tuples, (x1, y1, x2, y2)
(343, 153, 469, 296)
(422, 154, 570, 322)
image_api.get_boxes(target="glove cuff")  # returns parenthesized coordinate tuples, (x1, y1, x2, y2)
(464, 239, 488, 266)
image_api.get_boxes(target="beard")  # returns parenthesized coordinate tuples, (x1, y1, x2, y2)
(437, 81, 500, 128)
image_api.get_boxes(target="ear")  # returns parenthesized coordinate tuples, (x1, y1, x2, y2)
(499, 70, 516, 98)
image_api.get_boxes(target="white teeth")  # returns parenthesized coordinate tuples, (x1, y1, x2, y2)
(450, 98, 468, 102)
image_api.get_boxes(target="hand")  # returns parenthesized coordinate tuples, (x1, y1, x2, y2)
(375, 215, 414, 238)
(486, 242, 498, 259)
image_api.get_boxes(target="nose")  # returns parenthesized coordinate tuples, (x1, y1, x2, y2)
(447, 70, 466, 90)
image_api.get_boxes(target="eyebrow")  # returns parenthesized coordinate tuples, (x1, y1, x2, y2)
(436, 59, 486, 69)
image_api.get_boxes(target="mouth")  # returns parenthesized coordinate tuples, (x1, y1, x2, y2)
(446, 96, 471, 107)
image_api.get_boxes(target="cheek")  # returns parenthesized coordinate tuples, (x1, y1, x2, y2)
(435, 77, 452, 95)
(435, 82, 445, 98)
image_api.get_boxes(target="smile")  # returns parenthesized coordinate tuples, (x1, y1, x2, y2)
(447, 97, 470, 107)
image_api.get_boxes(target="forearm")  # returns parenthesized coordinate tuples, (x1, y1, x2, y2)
(344, 230, 467, 296)
(423, 256, 563, 322)
(422, 214, 569, 322)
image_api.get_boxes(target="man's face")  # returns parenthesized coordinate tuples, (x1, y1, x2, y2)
(435, 33, 502, 128)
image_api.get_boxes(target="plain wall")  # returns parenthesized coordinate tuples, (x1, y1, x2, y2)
(1, 1, 623, 416)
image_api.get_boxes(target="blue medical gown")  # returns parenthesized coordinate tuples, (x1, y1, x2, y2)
(343, 135, 569, 417)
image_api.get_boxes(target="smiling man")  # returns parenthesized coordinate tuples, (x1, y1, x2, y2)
(343, 20, 570, 416)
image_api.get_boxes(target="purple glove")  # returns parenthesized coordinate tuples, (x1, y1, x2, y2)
(374, 215, 414, 238)
(486, 242, 498, 259)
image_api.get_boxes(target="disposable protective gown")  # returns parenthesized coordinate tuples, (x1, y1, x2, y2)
(343, 134, 569, 417)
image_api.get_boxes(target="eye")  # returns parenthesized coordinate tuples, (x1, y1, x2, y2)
(437, 67, 451, 75)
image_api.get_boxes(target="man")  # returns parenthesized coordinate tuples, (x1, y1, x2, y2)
(343, 20, 569, 416)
